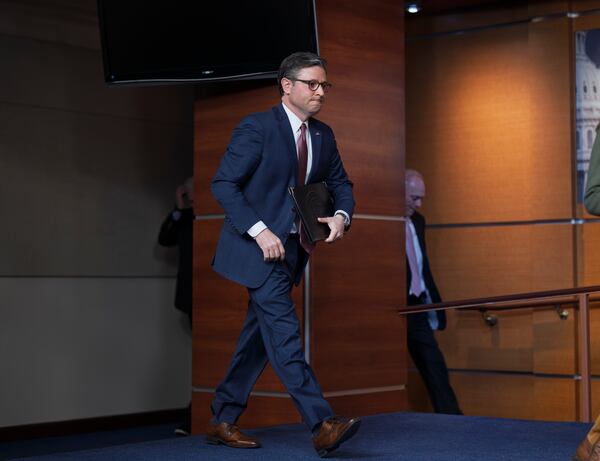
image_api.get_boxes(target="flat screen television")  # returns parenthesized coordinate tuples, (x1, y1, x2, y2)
(97, 1, 319, 85)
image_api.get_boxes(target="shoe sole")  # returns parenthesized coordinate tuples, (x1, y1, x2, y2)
(206, 436, 261, 448)
(317, 419, 362, 458)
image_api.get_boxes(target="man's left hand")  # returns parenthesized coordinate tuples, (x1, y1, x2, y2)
(318, 215, 346, 243)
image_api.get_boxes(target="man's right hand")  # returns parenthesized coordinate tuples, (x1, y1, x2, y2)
(255, 228, 285, 262)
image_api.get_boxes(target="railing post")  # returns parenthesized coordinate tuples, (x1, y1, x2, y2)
(578, 293, 592, 423)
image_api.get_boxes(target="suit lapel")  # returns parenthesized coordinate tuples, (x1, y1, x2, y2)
(413, 215, 426, 252)
(308, 122, 321, 183)
(273, 105, 298, 181)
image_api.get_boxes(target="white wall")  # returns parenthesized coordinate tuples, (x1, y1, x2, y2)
(0, 0, 194, 427)
(0, 278, 192, 426)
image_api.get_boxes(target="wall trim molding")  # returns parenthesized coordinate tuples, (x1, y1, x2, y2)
(407, 8, 600, 41)
(428, 217, 600, 230)
(192, 385, 406, 398)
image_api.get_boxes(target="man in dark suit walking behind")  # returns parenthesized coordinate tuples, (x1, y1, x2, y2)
(405, 169, 462, 415)
(206, 52, 360, 457)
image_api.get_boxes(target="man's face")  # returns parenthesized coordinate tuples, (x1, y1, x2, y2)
(184, 179, 194, 207)
(405, 176, 425, 217)
(281, 65, 327, 120)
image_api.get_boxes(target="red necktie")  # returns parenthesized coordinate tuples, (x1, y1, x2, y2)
(405, 220, 423, 296)
(297, 123, 308, 186)
(297, 124, 314, 253)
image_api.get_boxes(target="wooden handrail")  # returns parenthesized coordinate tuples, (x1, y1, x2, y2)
(463, 295, 600, 311)
(398, 285, 600, 315)
(398, 285, 600, 423)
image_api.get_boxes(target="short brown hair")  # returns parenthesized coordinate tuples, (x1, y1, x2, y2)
(277, 52, 327, 96)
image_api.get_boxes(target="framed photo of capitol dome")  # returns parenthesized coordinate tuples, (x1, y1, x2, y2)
(576, 30, 600, 205)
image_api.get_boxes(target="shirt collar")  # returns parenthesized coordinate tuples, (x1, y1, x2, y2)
(281, 102, 308, 134)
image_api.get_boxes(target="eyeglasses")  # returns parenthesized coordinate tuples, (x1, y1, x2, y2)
(288, 78, 333, 93)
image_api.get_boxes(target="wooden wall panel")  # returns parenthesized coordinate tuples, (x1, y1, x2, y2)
(326, 390, 406, 417)
(406, 3, 600, 422)
(405, 5, 531, 37)
(455, 374, 576, 421)
(427, 224, 574, 301)
(405, 2, 572, 40)
(526, 17, 572, 216)
(573, 1, 600, 12)
(533, 307, 576, 375)
(311, 220, 406, 391)
(580, 224, 600, 287)
(534, 378, 578, 421)
(317, 0, 404, 216)
(409, 371, 578, 421)
(407, 24, 529, 224)
(528, 1, 570, 16)
(428, 304, 598, 421)
(437, 306, 577, 376)
(407, 370, 433, 413)
(591, 381, 600, 417)
(406, 21, 572, 224)
(437, 309, 534, 372)
(411, 371, 537, 419)
(439, 303, 600, 378)
(590, 303, 600, 375)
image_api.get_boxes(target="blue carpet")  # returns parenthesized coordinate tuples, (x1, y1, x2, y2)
(3, 413, 592, 461)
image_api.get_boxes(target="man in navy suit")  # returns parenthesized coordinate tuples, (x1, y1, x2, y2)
(206, 52, 360, 457)
(405, 169, 462, 415)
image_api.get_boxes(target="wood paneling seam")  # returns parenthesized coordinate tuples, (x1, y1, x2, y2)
(192, 385, 406, 398)
(407, 8, 600, 41)
(426, 368, 591, 379)
(352, 214, 405, 222)
(428, 218, 600, 229)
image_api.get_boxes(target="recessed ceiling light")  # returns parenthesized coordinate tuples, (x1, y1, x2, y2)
(406, 2, 421, 14)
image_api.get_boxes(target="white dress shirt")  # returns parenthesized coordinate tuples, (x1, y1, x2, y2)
(407, 219, 439, 330)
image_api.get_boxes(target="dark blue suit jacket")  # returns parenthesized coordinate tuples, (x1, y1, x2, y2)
(211, 104, 355, 288)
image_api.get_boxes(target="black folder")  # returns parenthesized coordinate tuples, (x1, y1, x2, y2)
(288, 182, 334, 243)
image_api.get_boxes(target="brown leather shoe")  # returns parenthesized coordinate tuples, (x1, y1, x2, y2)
(574, 437, 600, 461)
(574, 416, 600, 461)
(312, 415, 361, 457)
(205, 421, 261, 449)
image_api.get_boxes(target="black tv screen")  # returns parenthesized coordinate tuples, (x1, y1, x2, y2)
(97, 1, 319, 85)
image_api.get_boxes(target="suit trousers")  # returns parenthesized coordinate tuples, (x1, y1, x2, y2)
(407, 296, 462, 415)
(211, 235, 333, 431)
